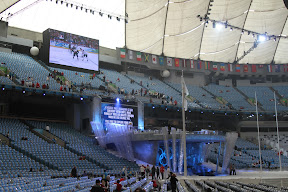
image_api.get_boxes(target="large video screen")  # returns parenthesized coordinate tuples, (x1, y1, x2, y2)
(101, 103, 138, 130)
(48, 29, 99, 71)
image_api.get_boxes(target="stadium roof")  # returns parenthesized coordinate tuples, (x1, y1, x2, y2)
(126, 0, 288, 64)
(0, 0, 19, 13)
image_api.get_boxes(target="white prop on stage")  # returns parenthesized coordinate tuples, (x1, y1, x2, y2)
(90, 121, 106, 148)
(162, 127, 171, 169)
(105, 123, 134, 161)
(178, 129, 184, 174)
(91, 122, 134, 161)
(171, 128, 177, 173)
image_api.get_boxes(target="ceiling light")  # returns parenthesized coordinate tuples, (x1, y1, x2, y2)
(258, 35, 267, 42)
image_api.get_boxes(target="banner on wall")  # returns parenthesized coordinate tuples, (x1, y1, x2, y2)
(167, 57, 172, 66)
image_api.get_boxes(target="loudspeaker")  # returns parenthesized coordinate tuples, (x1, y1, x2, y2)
(284, 0, 288, 9)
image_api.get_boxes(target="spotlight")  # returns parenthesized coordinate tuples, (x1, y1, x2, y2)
(189, 110, 191, 113)
(116, 98, 120, 102)
(80, 97, 83, 101)
(258, 34, 267, 42)
(22, 90, 25, 94)
(236, 113, 239, 116)
(166, 108, 168, 111)
(43, 93, 46, 96)
(152, 106, 155, 109)
(201, 111, 203, 114)
(177, 109, 180, 111)
(225, 113, 227, 115)
(2, 87, 5, 91)
(215, 23, 223, 30)
(62, 95, 65, 99)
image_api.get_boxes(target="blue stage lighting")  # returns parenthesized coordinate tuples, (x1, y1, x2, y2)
(43, 93, 46, 96)
(258, 34, 267, 42)
(80, 97, 83, 101)
(116, 98, 120, 102)
(152, 106, 155, 109)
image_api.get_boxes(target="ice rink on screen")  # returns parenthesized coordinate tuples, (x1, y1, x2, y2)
(49, 46, 99, 71)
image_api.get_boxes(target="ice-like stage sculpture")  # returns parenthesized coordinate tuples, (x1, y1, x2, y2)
(90, 121, 106, 148)
(171, 128, 177, 173)
(91, 121, 134, 161)
(162, 127, 171, 169)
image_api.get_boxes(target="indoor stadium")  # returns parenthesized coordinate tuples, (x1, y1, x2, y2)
(0, 0, 288, 191)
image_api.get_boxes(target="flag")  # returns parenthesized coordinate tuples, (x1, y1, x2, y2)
(144, 54, 149, 62)
(175, 58, 180, 67)
(181, 75, 189, 111)
(204, 61, 210, 70)
(213, 63, 218, 71)
(197, 60, 202, 69)
(167, 57, 172, 66)
(258, 64, 264, 68)
(191, 60, 195, 69)
(244, 64, 248, 72)
(136, 52, 142, 61)
(284, 64, 288, 72)
(267, 65, 272, 72)
(120, 48, 126, 58)
(152, 55, 157, 64)
(220, 63, 225, 71)
(236, 64, 241, 72)
(159, 57, 164, 66)
(183, 60, 187, 68)
(228, 63, 233, 72)
(128, 50, 133, 60)
(275, 65, 280, 72)
(251, 64, 257, 73)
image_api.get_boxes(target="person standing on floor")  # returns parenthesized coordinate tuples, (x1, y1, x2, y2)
(156, 166, 160, 179)
(160, 165, 165, 180)
(140, 165, 145, 179)
(145, 165, 150, 179)
(170, 173, 178, 192)
(151, 165, 156, 180)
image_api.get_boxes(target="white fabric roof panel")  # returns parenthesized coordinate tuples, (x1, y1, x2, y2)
(0, 0, 19, 13)
(274, 19, 288, 64)
(126, 0, 167, 54)
(163, 0, 209, 58)
(126, 0, 288, 64)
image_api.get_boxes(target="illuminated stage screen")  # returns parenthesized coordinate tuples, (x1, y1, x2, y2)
(101, 103, 138, 130)
(48, 29, 99, 71)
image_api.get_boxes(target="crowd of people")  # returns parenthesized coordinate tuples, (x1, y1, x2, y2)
(69, 164, 179, 192)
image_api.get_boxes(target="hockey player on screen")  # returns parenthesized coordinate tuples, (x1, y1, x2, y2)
(81, 49, 88, 61)
(73, 49, 79, 60)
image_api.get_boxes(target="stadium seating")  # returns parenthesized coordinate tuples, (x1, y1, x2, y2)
(204, 84, 255, 111)
(27, 120, 139, 173)
(0, 76, 15, 85)
(0, 52, 61, 91)
(237, 86, 284, 112)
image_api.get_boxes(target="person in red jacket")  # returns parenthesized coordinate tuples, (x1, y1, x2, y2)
(36, 82, 40, 88)
(160, 165, 165, 179)
(115, 180, 122, 191)
(42, 84, 46, 89)
(60, 85, 63, 91)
